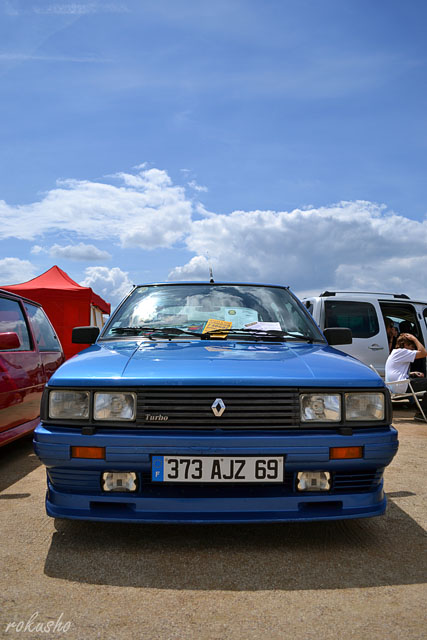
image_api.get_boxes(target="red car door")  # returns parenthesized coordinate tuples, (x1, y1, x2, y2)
(0, 295, 44, 439)
(23, 303, 64, 381)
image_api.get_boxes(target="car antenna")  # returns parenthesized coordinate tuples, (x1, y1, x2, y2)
(209, 265, 215, 283)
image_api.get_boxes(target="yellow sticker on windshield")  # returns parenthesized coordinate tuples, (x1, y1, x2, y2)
(203, 319, 233, 337)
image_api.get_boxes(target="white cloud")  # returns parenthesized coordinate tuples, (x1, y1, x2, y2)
(32, 3, 128, 15)
(3, 163, 427, 303)
(1, 1, 128, 17)
(188, 180, 208, 193)
(0, 53, 110, 63)
(30, 245, 44, 255)
(80, 266, 133, 307)
(333, 256, 427, 299)
(0, 167, 193, 250)
(168, 201, 427, 300)
(171, 255, 210, 281)
(35, 242, 111, 261)
(0, 258, 36, 285)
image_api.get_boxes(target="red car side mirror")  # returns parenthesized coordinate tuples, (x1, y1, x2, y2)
(0, 332, 21, 350)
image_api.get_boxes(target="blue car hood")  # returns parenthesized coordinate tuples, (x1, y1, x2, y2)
(49, 339, 383, 388)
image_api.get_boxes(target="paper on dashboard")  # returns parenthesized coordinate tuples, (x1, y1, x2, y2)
(203, 319, 233, 337)
(244, 322, 282, 331)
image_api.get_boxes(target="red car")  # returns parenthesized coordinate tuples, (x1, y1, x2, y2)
(0, 289, 64, 446)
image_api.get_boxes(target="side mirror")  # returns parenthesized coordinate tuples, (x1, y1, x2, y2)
(72, 326, 100, 344)
(0, 332, 21, 350)
(323, 327, 352, 346)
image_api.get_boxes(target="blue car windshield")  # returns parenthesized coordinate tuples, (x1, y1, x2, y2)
(102, 284, 324, 342)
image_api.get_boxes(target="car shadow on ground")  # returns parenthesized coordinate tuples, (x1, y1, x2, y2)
(0, 435, 40, 494)
(44, 497, 426, 591)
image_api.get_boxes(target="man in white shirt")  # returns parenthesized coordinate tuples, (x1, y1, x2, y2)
(385, 333, 427, 421)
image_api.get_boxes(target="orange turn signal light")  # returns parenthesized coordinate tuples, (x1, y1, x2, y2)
(330, 446, 363, 460)
(71, 446, 105, 459)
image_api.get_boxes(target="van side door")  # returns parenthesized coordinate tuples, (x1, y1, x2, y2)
(322, 299, 388, 375)
(379, 301, 427, 377)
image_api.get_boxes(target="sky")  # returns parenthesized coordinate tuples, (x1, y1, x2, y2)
(0, 0, 426, 308)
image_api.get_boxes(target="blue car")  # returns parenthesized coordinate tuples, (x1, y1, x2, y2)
(34, 282, 398, 523)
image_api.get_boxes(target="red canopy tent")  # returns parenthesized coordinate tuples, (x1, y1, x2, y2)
(2, 266, 110, 359)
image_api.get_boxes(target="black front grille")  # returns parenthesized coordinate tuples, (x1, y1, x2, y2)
(47, 467, 383, 496)
(332, 469, 383, 492)
(136, 387, 300, 429)
(48, 468, 101, 493)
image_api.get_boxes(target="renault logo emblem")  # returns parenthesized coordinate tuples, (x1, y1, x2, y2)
(211, 398, 226, 417)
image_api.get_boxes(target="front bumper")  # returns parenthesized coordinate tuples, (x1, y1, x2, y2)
(34, 424, 398, 523)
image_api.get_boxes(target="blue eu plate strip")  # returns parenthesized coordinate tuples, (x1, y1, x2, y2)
(151, 456, 164, 482)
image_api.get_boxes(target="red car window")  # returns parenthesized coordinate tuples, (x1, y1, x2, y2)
(24, 303, 62, 352)
(0, 298, 31, 351)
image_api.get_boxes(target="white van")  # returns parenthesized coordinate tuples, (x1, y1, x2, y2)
(303, 291, 427, 378)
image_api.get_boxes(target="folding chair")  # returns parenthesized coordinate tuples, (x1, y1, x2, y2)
(369, 365, 427, 422)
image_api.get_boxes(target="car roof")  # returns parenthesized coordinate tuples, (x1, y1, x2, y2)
(0, 288, 43, 307)
(133, 281, 290, 288)
(306, 291, 427, 304)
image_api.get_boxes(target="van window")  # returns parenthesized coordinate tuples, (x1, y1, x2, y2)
(324, 301, 379, 338)
(24, 304, 61, 352)
(379, 303, 422, 341)
(0, 297, 31, 350)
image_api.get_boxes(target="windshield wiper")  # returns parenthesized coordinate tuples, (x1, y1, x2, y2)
(110, 326, 204, 338)
(205, 329, 322, 342)
(201, 328, 297, 341)
(110, 326, 318, 342)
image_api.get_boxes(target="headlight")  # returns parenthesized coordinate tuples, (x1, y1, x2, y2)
(345, 393, 385, 421)
(300, 394, 341, 422)
(49, 390, 90, 419)
(94, 392, 136, 421)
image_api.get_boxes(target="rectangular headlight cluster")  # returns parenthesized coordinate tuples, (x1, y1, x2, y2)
(300, 394, 341, 422)
(48, 390, 136, 422)
(49, 390, 90, 419)
(345, 393, 384, 421)
(94, 392, 136, 421)
(300, 392, 385, 423)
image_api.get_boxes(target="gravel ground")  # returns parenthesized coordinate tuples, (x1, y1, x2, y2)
(0, 409, 426, 640)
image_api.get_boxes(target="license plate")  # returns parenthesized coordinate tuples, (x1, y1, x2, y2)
(151, 455, 284, 483)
